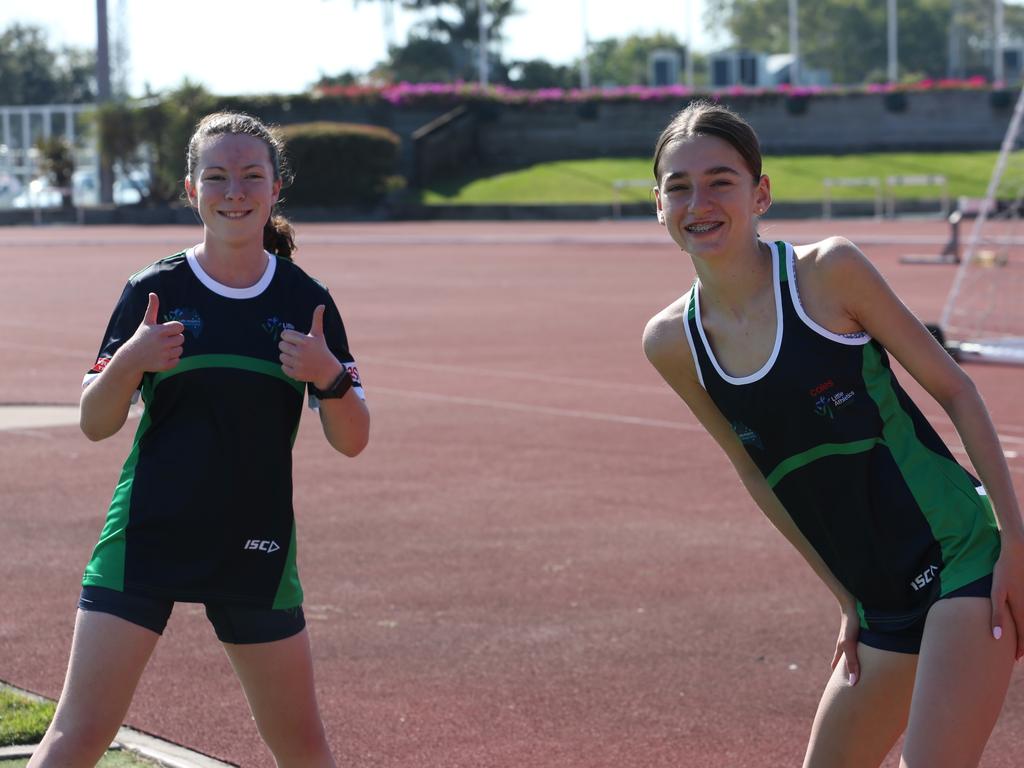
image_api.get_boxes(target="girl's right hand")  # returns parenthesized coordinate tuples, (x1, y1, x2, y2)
(831, 601, 861, 686)
(124, 293, 185, 374)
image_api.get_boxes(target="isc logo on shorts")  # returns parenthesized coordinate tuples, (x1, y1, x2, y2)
(244, 539, 280, 554)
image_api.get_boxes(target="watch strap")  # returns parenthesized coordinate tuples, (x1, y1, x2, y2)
(310, 367, 353, 400)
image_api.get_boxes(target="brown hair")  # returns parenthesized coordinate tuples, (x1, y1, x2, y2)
(186, 112, 297, 259)
(653, 100, 763, 183)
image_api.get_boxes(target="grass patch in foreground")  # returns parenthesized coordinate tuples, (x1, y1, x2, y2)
(1, 751, 159, 767)
(420, 151, 999, 205)
(0, 689, 54, 747)
(0, 688, 156, 767)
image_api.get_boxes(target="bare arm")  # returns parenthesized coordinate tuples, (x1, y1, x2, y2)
(80, 293, 184, 441)
(313, 365, 371, 457)
(279, 304, 370, 457)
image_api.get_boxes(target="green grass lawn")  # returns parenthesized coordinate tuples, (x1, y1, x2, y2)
(0, 688, 156, 767)
(0, 689, 54, 747)
(1, 751, 159, 767)
(420, 151, 998, 205)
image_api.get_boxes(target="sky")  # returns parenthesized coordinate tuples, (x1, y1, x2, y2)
(3, 0, 722, 96)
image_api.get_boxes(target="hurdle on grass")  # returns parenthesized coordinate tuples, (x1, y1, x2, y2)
(611, 179, 653, 218)
(884, 174, 950, 218)
(822, 177, 883, 219)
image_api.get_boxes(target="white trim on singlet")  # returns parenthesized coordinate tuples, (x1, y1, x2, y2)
(784, 241, 871, 346)
(186, 246, 277, 299)
(681, 287, 706, 391)
(692, 241, 784, 386)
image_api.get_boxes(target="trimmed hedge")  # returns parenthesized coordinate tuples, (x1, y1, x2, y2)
(279, 122, 400, 207)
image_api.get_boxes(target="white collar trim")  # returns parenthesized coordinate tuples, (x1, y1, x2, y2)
(186, 247, 276, 299)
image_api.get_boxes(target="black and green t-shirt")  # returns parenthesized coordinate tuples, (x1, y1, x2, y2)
(683, 241, 1000, 632)
(81, 249, 365, 608)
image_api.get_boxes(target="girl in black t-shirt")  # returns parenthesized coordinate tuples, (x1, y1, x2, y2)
(31, 112, 369, 768)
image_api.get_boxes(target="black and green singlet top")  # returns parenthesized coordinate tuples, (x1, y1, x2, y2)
(683, 241, 999, 631)
(81, 249, 365, 609)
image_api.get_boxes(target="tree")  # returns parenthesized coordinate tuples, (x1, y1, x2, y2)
(508, 59, 578, 89)
(0, 23, 96, 104)
(35, 135, 75, 209)
(705, 0, 1024, 85)
(348, 0, 519, 82)
(379, 34, 463, 82)
(586, 32, 694, 87)
(95, 80, 214, 205)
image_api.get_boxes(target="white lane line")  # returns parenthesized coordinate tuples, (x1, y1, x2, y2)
(0, 405, 80, 430)
(372, 386, 705, 432)
(0, 405, 142, 432)
(360, 356, 670, 394)
(0, 233, 966, 249)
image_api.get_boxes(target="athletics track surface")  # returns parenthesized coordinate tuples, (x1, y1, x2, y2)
(1, 219, 1022, 767)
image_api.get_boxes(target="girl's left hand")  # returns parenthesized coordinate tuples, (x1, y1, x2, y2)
(831, 600, 861, 685)
(990, 536, 1024, 660)
(279, 304, 340, 388)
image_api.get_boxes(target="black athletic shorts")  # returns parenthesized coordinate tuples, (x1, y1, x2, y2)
(857, 573, 993, 655)
(78, 586, 306, 645)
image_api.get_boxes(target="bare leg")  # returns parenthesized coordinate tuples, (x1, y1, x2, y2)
(29, 610, 159, 768)
(222, 629, 336, 768)
(900, 597, 1015, 767)
(803, 643, 918, 768)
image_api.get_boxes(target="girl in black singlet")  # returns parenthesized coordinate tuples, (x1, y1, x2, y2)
(643, 100, 1024, 767)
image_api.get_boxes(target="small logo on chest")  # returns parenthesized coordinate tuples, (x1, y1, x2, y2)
(262, 316, 295, 342)
(164, 308, 203, 337)
(810, 379, 856, 419)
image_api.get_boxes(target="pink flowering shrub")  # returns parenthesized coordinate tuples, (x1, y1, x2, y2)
(312, 77, 996, 107)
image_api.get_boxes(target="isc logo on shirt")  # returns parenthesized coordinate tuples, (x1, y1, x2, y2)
(244, 539, 280, 554)
(910, 564, 939, 591)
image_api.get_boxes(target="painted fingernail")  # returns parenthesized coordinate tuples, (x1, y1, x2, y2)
(994, 626, 1003, 640)
(848, 672, 857, 686)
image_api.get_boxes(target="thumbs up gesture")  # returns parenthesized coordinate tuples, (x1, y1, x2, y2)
(279, 304, 339, 387)
(124, 293, 185, 373)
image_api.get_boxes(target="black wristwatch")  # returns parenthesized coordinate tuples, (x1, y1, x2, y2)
(310, 367, 353, 400)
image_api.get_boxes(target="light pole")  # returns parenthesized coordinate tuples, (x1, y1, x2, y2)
(685, 0, 694, 88)
(995, 0, 1005, 83)
(580, 0, 591, 89)
(948, 0, 962, 79)
(478, 0, 489, 88)
(96, 0, 113, 204)
(887, 0, 898, 83)
(788, 0, 800, 86)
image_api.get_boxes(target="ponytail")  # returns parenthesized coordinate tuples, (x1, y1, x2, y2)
(263, 212, 296, 259)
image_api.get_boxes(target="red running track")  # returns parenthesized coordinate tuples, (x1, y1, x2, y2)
(1, 220, 1022, 767)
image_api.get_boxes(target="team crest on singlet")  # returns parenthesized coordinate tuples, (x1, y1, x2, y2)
(164, 307, 203, 337)
(809, 378, 856, 420)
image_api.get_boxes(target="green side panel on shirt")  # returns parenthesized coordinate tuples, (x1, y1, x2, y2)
(84, 355, 304, 594)
(82, 380, 156, 591)
(273, 524, 303, 609)
(861, 343, 999, 595)
(766, 438, 883, 488)
(856, 600, 869, 630)
(153, 354, 303, 394)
